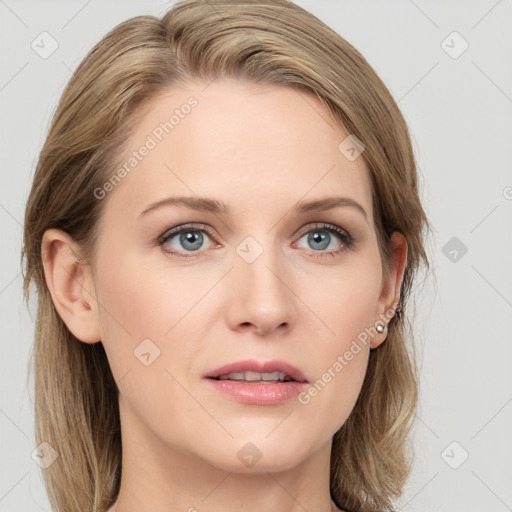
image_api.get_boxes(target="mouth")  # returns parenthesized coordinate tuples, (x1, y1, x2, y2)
(204, 361, 308, 405)
(209, 371, 299, 383)
(204, 359, 308, 383)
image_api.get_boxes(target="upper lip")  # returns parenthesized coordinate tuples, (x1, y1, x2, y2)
(204, 359, 308, 383)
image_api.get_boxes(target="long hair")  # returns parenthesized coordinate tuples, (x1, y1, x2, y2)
(22, 1, 432, 511)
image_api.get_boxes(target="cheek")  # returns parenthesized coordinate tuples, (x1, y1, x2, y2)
(92, 250, 205, 432)
(93, 248, 215, 377)
(95, 248, 200, 336)
(92, 248, 165, 378)
(294, 253, 382, 429)
(300, 253, 383, 344)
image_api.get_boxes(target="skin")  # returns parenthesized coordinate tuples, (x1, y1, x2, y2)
(42, 79, 407, 512)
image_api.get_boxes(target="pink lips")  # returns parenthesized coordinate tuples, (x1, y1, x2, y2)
(204, 359, 308, 383)
(203, 359, 308, 405)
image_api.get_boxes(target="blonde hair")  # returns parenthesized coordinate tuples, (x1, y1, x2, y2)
(22, 1, 431, 511)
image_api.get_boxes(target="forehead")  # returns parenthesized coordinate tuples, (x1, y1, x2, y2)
(106, 79, 373, 222)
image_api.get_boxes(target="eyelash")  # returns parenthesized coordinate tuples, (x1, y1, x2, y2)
(157, 222, 355, 259)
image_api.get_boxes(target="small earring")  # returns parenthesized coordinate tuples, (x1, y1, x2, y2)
(376, 323, 386, 333)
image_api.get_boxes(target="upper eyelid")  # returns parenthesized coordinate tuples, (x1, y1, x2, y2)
(158, 223, 216, 243)
(295, 222, 350, 237)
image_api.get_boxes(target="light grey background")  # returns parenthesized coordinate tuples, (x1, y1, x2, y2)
(1, 1, 511, 511)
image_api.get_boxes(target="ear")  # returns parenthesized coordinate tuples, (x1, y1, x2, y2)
(41, 228, 101, 344)
(371, 231, 408, 349)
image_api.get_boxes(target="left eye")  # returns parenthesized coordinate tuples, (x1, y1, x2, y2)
(294, 225, 352, 253)
(297, 231, 337, 251)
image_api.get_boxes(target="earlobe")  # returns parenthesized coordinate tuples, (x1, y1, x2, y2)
(371, 232, 408, 349)
(41, 228, 101, 344)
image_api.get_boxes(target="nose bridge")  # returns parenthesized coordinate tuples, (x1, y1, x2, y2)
(228, 233, 296, 334)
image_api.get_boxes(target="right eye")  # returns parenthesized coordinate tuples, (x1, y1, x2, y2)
(158, 223, 218, 258)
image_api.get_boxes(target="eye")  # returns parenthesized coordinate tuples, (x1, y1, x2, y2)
(157, 222, 355, 259)
(294, 223, 354, 257)
(157, 223, 217, 258)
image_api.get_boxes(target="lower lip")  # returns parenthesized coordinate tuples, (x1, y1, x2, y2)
(205, 378, 308, 405)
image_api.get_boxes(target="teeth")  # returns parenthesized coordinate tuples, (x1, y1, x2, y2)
(217, 371, 294, 382)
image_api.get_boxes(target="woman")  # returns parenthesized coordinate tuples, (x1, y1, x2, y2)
(22, 1, 431, 511)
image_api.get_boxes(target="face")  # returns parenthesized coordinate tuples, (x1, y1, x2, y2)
(75, 79, 404, 473)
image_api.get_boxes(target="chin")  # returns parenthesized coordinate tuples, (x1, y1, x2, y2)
(196, 434, 313, 474)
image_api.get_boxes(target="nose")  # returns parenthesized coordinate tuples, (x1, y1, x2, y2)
(225, 244, 297, 337)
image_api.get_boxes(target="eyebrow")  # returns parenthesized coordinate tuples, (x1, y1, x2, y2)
(138, 195, 368, 221)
